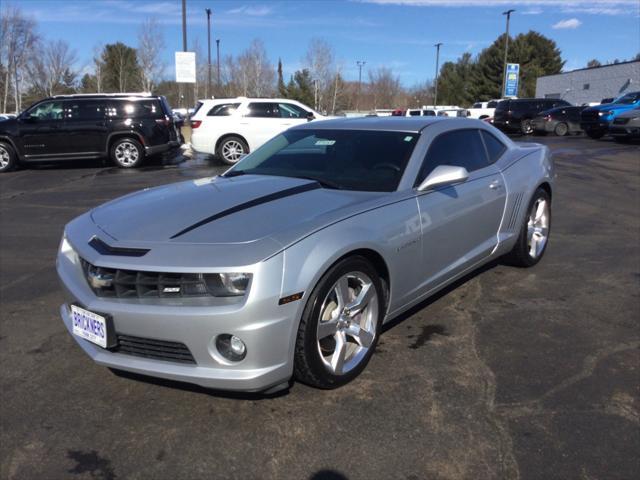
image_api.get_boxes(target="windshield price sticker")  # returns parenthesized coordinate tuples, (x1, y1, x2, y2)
(315, 140, 336, 146)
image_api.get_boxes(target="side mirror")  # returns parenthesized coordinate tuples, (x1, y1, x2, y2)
(417, 165, 469, 192)
(20, 114, 36, 123)
(306, 112, 315, 122)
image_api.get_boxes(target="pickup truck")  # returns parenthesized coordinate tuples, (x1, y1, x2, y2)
(580, 91, 640, 139)
(466, 100, 501, 119)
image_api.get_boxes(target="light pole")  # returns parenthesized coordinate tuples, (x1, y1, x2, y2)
(216, 39, 221, 87)
(356, 60, 366, 111)
(500, 9, 515, 98)
(206, 8, 212, 98)
(433, 43, 442, 107)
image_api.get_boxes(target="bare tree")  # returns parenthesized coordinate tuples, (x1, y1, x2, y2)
(0, 5, 38, 112)
(28, 39, 77, 97)
(368, 67, 401, 109)
(231, 39, 274, 97)
(304, 38, 334, 112)
(137, 18, 165, 93)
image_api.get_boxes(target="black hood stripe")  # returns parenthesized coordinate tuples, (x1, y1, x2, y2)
(170, 181, 321, 239)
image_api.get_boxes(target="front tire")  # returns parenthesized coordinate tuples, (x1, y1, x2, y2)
(217, 136, 249, 165)
(294, 256, 384, 389)
(586, 130, 604, 140)
(110, 138, 144, 168)
(0, 142, 17, 173)
(505, 188, 551, 267)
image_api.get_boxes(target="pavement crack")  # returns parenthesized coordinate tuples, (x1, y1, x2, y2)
(451, 280, 521, 480)
(495, 341, 640, 421)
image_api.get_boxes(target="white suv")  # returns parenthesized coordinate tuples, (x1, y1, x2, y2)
(190, 97, 325, 164)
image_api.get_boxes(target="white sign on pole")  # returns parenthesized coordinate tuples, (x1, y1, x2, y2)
(175, 51, 196, 83)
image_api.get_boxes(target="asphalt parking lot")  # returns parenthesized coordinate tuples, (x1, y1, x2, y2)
(1, 136, 638, 480)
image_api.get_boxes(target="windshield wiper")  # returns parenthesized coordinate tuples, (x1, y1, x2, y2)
(294, 176, 343, 190)
(222, 170, 246, 178)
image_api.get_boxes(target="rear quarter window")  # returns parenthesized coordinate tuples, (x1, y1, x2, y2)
(107, 100, 164, 119)
(480, 130, 506, 163)
(208, 103, 241, 116)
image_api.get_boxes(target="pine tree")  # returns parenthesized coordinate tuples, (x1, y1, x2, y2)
(277, 58, 287, 97)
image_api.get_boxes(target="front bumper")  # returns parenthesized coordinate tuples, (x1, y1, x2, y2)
(580, 121, 609, 132)
(57, 239, 300, 392)
(609, 125, 640, 138)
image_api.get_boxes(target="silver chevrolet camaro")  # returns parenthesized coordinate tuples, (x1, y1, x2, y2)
(57, 117, 554, 392)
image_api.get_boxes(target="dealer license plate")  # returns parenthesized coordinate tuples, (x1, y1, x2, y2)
(71, 305, 109, 348)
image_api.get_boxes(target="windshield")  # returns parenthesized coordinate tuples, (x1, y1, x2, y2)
(226, 129, 419, 192)
(613, 92, 640, 105)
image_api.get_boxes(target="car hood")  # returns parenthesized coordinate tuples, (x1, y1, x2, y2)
(90, 174, 388, 249)
(585, 103, 636, 114)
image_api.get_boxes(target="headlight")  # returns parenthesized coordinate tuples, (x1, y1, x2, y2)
(204, 273, 252, 297)
(599, 110, 614, 116)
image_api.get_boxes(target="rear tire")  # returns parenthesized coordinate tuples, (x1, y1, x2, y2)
(216, 136, 249, 165)
(294, 256, 384, 389)
(505, 188, 551, 268)
(554, 122, 569, 136)
(110, 138, 144, 168)
(0, 142, 17, 173)
(520, 119, 534, 135)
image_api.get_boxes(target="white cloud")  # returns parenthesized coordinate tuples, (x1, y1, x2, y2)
(552, 18, 582, 29)
(228, 5, 273, 16)
(358, 0, 637, 15)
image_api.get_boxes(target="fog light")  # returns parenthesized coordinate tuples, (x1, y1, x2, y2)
(216, 334, 247, 361)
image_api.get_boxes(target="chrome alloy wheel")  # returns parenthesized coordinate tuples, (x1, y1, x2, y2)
(316, 272, 378, 375)
(221, 140, 245, 163)
(114, 141, 139, 166)
(0, 145, 10, 169)
(527, 197, 550, 258)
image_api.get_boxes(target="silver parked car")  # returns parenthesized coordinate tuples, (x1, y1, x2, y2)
(57, 117, 554, 392)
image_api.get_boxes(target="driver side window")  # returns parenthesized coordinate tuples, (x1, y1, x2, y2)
(416, 129, 489, 186)
(27, 101, 64, 121)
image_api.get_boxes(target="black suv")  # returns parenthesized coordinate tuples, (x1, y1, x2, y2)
(0, 94, 181, 172)
(493, 98, 572, 135)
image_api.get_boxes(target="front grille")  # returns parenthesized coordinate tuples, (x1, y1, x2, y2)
(613, 117, 629, 125)
(581, 110, 599, 122)
(113, 334, 196, 364)
(81, 259, 213, 298)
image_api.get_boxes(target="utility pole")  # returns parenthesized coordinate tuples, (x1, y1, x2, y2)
(356, 60, 365, 111)
(216, 39, 221, 87)
(501, 9, 515, 98)
(181, 0, 187, 111)
(433, 43, 442, 107)
(206, 8, 212, 98)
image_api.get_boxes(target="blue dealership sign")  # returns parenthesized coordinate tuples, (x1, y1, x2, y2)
(504, 63, 519, 98)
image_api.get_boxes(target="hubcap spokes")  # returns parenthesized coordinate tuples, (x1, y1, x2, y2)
(115, 142, 138, 165)
(316, 273, 378, 375)
(0, 147, 9, 168)
(527, 198, 549, 258)
(223, 141, 244, 162)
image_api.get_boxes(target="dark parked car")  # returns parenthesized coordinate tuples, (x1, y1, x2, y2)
(580, 91, 640, 139)
(0, 93, 181, 173)
(532, 105, 586, 136)
(493, 98, 572, 135)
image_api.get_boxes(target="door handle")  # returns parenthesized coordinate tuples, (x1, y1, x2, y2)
(489, 180, 502, 190)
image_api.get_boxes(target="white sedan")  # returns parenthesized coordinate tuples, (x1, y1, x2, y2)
(190, 97, 326, 164)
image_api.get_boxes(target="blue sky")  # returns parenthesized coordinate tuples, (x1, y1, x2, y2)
(15, 0, 640, 85)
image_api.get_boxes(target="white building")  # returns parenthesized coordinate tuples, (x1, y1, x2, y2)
(535, 60, 639, 105)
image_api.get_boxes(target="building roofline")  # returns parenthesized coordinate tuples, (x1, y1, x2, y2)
(541, 59, 639, 79)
